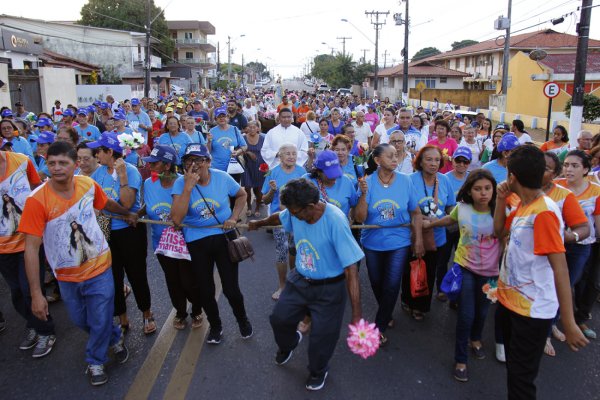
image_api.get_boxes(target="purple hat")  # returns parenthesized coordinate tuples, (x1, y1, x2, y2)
(86, 132, 123, 153)
(86, 105, 96, 114)
(34, 117, 53, 127)
(314, 150, 343, 179)
(1, 109, 13, 118)
(77, 108, 88, 115)
(214, 107, 227, 117)
(142, 145, 178, 164)
(498, 133, 520, 152)
(131, 98, 141, 106)
(453, 146, 472, 161)
(182, 143, 211, 159)
(34, 131, 56, 144)
(113, 112, 126, 121)
(100, 102, 110, 110)
(93, 100, 102, 106)
(1, 138, 13, 149)
(63, 109, 75, 117)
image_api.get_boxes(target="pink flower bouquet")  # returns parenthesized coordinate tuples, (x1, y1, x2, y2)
(347, 319, 380, 359)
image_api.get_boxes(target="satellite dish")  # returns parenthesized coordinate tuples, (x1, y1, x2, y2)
(529, 49, 547, 61)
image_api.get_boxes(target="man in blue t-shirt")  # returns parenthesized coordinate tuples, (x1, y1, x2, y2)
(75, 108, 101, 141)
(127, 98, 152, 143)
(188, 99, 209, 121)
(249, 178, 363, 391)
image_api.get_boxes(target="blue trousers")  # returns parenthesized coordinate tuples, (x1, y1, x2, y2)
(364, 246, 411, 332)
(58, 268, 121, 365)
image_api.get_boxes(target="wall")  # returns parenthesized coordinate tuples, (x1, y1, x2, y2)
(76, 84, 132, 107)
(505, 51, 550, 117)
(409, 88, 494, 110)
(39, 67, 77, 113)
(0, 63, 10, 107)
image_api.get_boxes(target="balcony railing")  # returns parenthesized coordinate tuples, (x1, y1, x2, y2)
(175, 38, 207, 45)
(168, 58, 215, 65)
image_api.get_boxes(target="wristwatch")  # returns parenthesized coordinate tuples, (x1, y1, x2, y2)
(573, 231, 580, 243)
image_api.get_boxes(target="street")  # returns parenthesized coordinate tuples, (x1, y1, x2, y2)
(1, 225, 599, 400)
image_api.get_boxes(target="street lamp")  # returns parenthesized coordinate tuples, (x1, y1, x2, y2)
(321, 42, 336, 56)
(227, 34, 246, 80)
(341, 18, 375, 45)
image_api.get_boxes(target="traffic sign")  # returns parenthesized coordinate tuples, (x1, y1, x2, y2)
(543, 82, 560, 98)
(416, 81, 426, 93)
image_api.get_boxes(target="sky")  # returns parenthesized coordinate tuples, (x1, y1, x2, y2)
(2, 0, 598, 78)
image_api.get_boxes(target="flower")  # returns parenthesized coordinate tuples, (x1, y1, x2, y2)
(259, 163, 269, 173)
(347, 319, 380, 359)
(117, 132, 144, 157)
(482, 279, 498, 303)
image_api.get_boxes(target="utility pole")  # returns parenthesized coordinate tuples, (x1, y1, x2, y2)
(501, 0, 512, 95)
(241, 53, 245, 89)
(382, 50, 389, 68)
(569, 0, 593, 145)
(394, 1, 410, 103)
(360, 48, 370, 64)
(144, 0, 151, 98)
(365, 10, 389, 95)
(227, 35, 232, 81)
(337, 36, 352, 56)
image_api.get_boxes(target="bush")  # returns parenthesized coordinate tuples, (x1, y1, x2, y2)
(564, 93, 600, 122)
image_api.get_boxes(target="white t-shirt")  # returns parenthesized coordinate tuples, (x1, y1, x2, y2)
(300, 121, 319, 140)
(516, 132, 533, 144)
(352, 122, 373, 144)
(459, 139, 482, 170)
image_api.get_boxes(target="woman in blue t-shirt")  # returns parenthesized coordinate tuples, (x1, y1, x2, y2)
(139, 145, 203, 330)
(402, 145, 457, 321)
(354, 144, 424, 344)
(158, 116, 192, 164)
(171, 143, 252, 344)
(207, 107, 247, 181)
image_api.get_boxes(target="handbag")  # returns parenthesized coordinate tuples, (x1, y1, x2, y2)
(154, 226, 191, 260)
(440, 263, 463, 301)
(194, 187, 255, 263)
(96, 213, 111, 241)
(410, 258, 429, 298)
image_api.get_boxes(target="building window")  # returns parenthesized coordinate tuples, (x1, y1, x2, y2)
(466, 57, 470, 68)
(415, 77, 436, 89)
(455, 58, 460, 69)
(440, 77, 447, 83)
(172, 32, 177, 39)
(185, 32, 193, 39)
(185, 52, 193, 59)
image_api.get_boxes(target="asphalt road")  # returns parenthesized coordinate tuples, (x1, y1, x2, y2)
(1, 219, 599, 400)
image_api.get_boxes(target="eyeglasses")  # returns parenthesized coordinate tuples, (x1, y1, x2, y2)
(390, 140, 405, 145)
(454, 158, 471, 165)
(184, 157, 210, 165)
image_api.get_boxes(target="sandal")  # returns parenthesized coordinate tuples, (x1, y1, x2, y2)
(143, 315, 157, 335)
(552, 325, 566, 342)
(544, 338, 556, 357)
(411, 310, 424, 321)
(579, 324, 597, 340)
(271, 288, 282, 301)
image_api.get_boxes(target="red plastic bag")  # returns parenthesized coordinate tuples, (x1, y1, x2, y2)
(410, 258, 429, 298)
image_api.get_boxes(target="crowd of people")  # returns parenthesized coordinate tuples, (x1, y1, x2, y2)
(0, 86, 597, 396)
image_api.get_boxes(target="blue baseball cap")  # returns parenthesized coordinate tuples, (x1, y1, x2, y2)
(182, 143, 211, 159)
(494, 123, 510, 132)
(113, 112, 126, 121)
(314, 150, 343, 179)
(63, 109, 75, 117)
(34, 132, 56, 144)
(498, 133, 520, 152)
(93, 100, 102, 106)
(34, 117, 53, 127)
(453, 146, 472, 161)
(131, 98, 141, 106)
(86, 132, 123, 153)
(86, 105, 96, 114)
(1, 138, 13, 149)
(142, 145, 178, 164)
(100, 102, 110, 110)
(77, 107, 88, 115)
(214, 107, 227, 117)
(1, 109, 13, 118)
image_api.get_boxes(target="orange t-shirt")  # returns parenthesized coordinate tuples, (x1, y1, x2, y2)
(277, 103, 297, 114)
(554, 179, 600, 245)
(0, 152, 41, 254)
(296, 105, 311, 123)
(19, 176, 112, 282)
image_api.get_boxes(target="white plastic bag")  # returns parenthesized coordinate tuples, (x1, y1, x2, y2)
(154, 226, 191, 260)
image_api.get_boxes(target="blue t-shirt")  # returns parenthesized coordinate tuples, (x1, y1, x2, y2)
(483, 160, 507, 184)
(410, 171, 457, 247)
(359, 171, 418, 251)
(27, 133, 38, 154)
(9, 136, 35, 165)
(188, 110, 209, 121)
(171, 169, 240, 243)
(304, 174, 358, 216)
(127, 111, 152, 142)
(91, 163, 142, 230)
(143, 176, 180, 250)
(261, 165, 307, 214)
(75, 124, 101, 141)
(158, 132, 192, 164)
(124, 150, 139, 166)
(280, 204, 364, 279)
(445, 171, 468, 198)
(209, 125, 247, 171)
(36, 156, 49, 177)
(327, 121, 344, 135)
(341, 160, 364, 187)
(186, 130, 207, 145)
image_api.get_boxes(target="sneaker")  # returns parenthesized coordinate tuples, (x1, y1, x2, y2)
(206, 327, 223, 344)
(32, 334, 56, 358)
(275, 330, 302, 365)
(453, 366, 468, 382)
(112, 334, 129, 364)
(471, 344, 485, 360)
(191, 315, 203, 329)
(239, 319, 253, 339)
(495, 343, 506, 363)
(86, 364, 108, 386)
(19, 328, 38, 350)
(173, 317, 187, 330)
(305, 371, 328, 391)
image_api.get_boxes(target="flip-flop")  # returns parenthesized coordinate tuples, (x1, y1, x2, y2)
(552, 325, 566, 342)
(579, 324, 597, 340)
(544, 338, 556, 357)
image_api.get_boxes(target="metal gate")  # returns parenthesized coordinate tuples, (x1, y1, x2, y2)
(8, 69, 41, 114)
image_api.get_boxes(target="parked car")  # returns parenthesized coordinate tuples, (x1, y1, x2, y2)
(317, 84, 331, 92)
(337, 88, 352, 96)
(170, 84, 186, 96)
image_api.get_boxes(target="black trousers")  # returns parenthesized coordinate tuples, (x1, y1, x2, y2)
(497, 304, 551, 400)
(156, 254, 203, 319)
(575, 242, 600, 324)
(270, 269, 347, 376)
(109, 225, 151, 316)
(187, 234, 248, 330)
(401, 250, 437, 312)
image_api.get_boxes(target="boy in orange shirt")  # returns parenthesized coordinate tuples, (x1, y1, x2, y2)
(494, 145, 588, 399)
(19, 142, 138, 386)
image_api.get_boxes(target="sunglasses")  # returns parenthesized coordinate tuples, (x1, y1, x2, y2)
(454, 158, 471, 165)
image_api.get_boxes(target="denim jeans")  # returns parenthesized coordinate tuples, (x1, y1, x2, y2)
(0, 252, 54, 335)
(455, 267, 495, 364)
(565, 243, 592, 287)
(58, 268, 121, 365)
(364, 246, 411, 332)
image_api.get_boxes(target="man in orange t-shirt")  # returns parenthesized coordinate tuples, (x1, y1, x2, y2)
(277, 96, 298, 116)
(296, 100, 311, 124)
(19, 142, 137, 386)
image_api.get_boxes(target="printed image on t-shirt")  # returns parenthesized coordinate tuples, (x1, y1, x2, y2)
(297, 239, 319, 273)
(217, 136, 233, 149)
(191, 198, 217, 220)
(375, 200, 396, 221)
(1, 193, 22, 235)
(68, 220, 98, 265)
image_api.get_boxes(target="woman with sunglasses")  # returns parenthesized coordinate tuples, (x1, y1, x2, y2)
(171, 143, 252, 344)
(208, 107, 247, 183)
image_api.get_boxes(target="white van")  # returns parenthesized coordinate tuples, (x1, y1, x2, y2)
(170, 84, 186, 96)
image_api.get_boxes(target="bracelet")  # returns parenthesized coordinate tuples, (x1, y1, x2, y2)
(120, 183, 129, 188)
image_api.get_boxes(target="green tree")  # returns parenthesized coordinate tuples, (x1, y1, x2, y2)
(451, 40, 479, 51)
(79, 0, 174, 63)
(100, 65, 121, 84)
(353, 62, 374, 85)
(412, 47, 441, 61)
(564, 94, 600, 122)
(246, 61, 267, 78)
